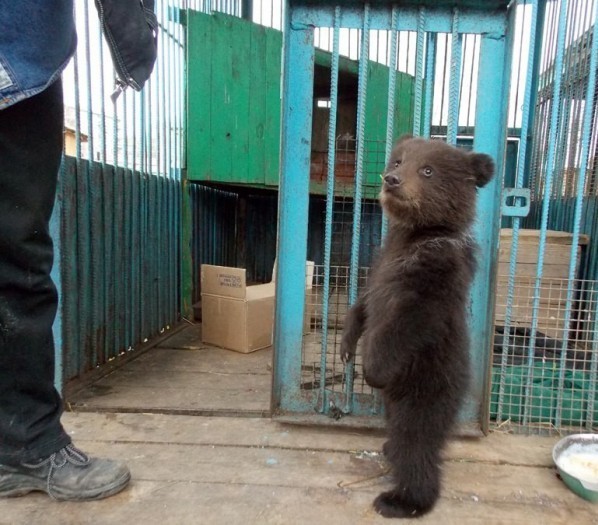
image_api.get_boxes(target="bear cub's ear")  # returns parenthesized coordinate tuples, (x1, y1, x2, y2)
(469, 153, 495, 188)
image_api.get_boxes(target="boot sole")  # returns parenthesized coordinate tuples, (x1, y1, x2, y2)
(0, 470, 131, 501)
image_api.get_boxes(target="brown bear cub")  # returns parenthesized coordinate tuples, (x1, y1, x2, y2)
(341, 135, 494, 518)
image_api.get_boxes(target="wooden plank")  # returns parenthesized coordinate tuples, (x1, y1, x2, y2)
(69, 382, 270, 414)
(118, 347, 272, 375)
(60, 414, 558, 469)
(4, 419, 593, 525)
(186, 11, 213, 181)
(497, 261, 581, 279)
(1, 477, 593, 525)
(263, 27, 282, 186)
(247, 22, 268, 185)
(210, 14, 234, 183)
(500, 229, 590, 245)
(498, 244, 582, 267)
(229, 15, 251, 184)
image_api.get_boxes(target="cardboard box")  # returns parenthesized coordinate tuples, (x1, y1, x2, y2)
(201, 265, 275, 353)
(201, 261, 316, 353)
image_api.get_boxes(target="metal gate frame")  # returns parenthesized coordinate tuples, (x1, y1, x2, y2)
(272, 1, 513, 431)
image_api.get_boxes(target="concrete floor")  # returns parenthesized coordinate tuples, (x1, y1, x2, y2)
(3, 324, 596, 524)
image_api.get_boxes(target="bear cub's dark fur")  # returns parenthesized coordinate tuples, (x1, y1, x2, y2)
(341, 135, 494, 519)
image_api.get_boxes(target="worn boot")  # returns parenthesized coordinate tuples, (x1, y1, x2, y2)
(0, 444, 130, 501)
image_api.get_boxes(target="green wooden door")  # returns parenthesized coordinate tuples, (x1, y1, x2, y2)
(187, 11, 282, 186)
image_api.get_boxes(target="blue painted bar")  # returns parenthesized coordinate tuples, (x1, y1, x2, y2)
(422, 32, 436, 139)
(98, 30, 107, 165)
(413, 7, 425, 136)
(496, 0, 539, 423)
(91, 163, 103, 364)
(103, 165, 114, 359)
(83, 0, 95, 163)
(272, 13, 315, 412)
(76, 160, 92, 373)
(148, 176, 156, 335)
(132, 172, 141, 344)
(522, 0, 568, 426)
(446, 8, 462, 145)
(140, 173, 148, 340)
(344, 3, 371, 414)
(122, 169, 132, 350)
(587, 283, 598, 429)
(554, 6, 598, 428)
(114, 167, 126, 352)
(469, 27, 509, 427)
(174, 179, 183, 318)
(292, 5, 506, 34)
(381, 6, 399, 240)
(318, 6, 341, 413)
(60, 158, 80, 383)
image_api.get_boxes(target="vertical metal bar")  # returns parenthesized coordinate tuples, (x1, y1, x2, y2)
(413, 7, 425, 137)
(160, 0, 168, 178)
(447, 7, 462, 145)
(83, 0, 95, 164)
(115, 167, 125, 353)
(523, 0, 569, 426)
(586, 282, 598, 430)
(554, 4, 598, 428)
(470, 26, 510, 429)
(99, 30, 106, 165)
(423, 32, 437, 139)
(166, 0, 175, 321)
(496, 0, 539, 424)
(62, 158, 80, 380)
(375, 6, 400, 415)
(381, 6, 398, 240)
(130, 170, 138, 344)
(103, 164, 113, 359)
(318, 6, 341, 413)
(91, 170, 103, 364)
(523, 0, 547, 202)
(344, 3, 370, 414)
(272, 14, 315, 412)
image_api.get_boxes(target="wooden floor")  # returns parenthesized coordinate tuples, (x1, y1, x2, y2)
(6, 324, 594, 524)
(68, 324, 273, 417)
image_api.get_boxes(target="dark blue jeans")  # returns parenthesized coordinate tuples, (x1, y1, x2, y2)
(0, 79, 71, 465)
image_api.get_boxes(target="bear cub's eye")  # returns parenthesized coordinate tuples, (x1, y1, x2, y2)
(422, 167, 433, 178)
(394, 159, 402, 167)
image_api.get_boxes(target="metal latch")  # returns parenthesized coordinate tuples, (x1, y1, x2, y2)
(501, 188, 531, 217)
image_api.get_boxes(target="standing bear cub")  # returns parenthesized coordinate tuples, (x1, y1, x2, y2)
(341, 135, 494, 518)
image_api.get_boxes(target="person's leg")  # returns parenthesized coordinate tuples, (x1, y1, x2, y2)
(0, 80, 130, 500)
(0, 78, 71, 466)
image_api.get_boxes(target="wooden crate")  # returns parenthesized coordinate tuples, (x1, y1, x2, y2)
(494, 229, 589, 340)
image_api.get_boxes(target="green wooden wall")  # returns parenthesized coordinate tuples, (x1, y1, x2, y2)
(187, 11, 282, 186)
(186, 11, 414, 194)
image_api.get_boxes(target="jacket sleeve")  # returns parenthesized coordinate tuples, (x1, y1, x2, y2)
(94, 0, 158, 100)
